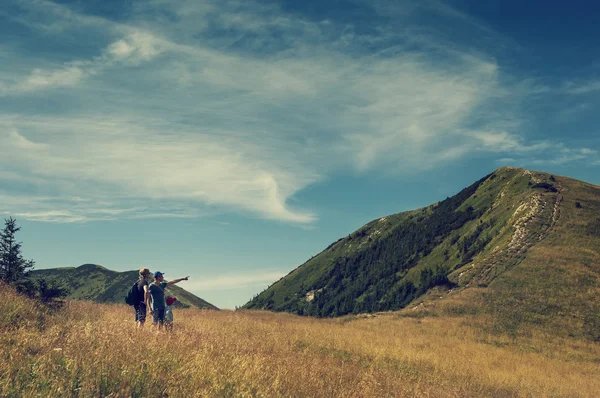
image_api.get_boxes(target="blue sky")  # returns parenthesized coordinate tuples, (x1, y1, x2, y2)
(1, 0, 599, 309)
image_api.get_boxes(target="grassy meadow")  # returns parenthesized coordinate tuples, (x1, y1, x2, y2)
(2, 284, 599, 397)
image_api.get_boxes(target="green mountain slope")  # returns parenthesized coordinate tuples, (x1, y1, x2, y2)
(436, 169, 600, 341)
(244, 167, 599, 338)
(31, 264, 219, 310)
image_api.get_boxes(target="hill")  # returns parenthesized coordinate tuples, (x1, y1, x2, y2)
(31, 264, 219, 310)
(244, 167, 600, 340)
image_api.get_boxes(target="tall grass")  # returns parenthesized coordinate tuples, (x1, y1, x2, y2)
(1, 284, 599, 397)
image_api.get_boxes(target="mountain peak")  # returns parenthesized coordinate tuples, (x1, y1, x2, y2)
(494, 165, 522, 172)
(243, 168, 600, 340)
(33, 265, 219, 310)
(76, 263, 111, 271)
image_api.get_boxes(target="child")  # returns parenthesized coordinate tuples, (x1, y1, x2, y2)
(165, 296, 177, 332)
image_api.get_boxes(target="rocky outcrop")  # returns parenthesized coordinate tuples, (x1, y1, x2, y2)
(452, 171, 561, 288)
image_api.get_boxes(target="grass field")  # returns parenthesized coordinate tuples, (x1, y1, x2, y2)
(2, 284, 599, 397)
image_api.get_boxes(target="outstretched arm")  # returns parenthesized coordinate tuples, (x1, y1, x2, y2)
(167, 276, 189, 285)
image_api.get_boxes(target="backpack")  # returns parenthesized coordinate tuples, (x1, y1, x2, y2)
(125, 281, 141, 305)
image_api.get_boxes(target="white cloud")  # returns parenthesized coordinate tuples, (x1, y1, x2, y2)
(466, 131, 555, 153)
(565, 80, 600, 95)
(0, 191, 207, 223)
(580, 148, 597, 155)
(0, 0, 114, 33)
(1, 0, 595, 224)
(0, 115, 319, 223)
(496, 157, 516, 164)
(106, 31, 167, 64)
(13, 66, 85, 92)
(7, 130, 47, 150)
(107, 40, 135, 59)
(183, 270, 288, 291)
(462, 131, 598, 166)
(1, 28, 169, 95)
(531, 147, 599, 166)
(338, 57, 500, 170)
(1, 208, 199, 223)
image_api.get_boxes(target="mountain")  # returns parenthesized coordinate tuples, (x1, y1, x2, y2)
(31, 264, 219, 310)
(244, 167, 600, 340)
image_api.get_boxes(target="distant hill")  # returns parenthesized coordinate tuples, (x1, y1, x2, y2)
(244, 167, 600, 340)
(31, 264, 219, 310)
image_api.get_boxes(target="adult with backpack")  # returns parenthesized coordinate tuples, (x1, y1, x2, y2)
(126, 267, 152, 328)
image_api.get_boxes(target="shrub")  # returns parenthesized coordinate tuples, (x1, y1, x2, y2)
(531, 182, 558, 192)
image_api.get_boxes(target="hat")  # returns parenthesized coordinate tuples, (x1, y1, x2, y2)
(154, 271, 164, 278)
(166, 296, 177, 306)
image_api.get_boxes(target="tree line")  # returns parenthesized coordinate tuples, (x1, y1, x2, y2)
(249, 173, 494, 317)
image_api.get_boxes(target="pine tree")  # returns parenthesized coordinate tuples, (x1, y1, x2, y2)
(0, 217, 35, 284)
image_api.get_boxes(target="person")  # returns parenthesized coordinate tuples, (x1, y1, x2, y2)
(165, 296, 177, 332)
(134, 268, 152, 329)
(148, 271, 189, 331)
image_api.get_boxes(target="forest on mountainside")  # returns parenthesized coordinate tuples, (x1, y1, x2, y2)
(248, 174, 495, 316)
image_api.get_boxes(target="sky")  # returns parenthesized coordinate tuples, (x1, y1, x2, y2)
(1, 0, 599, 309)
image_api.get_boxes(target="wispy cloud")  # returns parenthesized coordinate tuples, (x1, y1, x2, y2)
(466, 131, 598, 166)
(106, 31, 168, 65)
(0, 0, 596, 224)
(183, 270, 288, 291)
(0, 119, 319, 223)
(466, 130, 555, 153)
(564, 79, 600, 95)
(531, 147, 599, 166)
(0, 192, 204, 223)
(15, 67, 85, 92)
(0, 29, 170, 95)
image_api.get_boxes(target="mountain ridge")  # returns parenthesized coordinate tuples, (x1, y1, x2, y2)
(31, 264, 219, 310)
(244, 167, 600, 340)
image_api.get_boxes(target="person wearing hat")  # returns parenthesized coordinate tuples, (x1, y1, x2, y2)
(148, 271, 189, 330)
(135, 268, 152, 329)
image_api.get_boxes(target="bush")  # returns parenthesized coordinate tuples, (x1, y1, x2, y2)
(17, 278, 69, 308)
(531, 182, 558, 192)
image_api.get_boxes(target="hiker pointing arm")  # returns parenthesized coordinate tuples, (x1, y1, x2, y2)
(148, 273, 189, 331)
(167, 276, 189, 286)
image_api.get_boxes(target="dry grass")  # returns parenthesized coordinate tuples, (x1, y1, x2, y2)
(1, 284, 599, 397)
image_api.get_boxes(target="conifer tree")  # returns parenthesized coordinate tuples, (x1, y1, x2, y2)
(0, 217, 35, 284)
